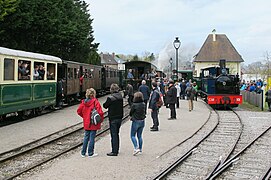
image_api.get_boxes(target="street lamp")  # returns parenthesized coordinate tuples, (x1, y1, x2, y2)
(169, 57, 173, 77)
(173, 37, 181, 79)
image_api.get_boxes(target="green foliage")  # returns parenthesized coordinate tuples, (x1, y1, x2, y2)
(0, 0, 19, 21)
(0, 0, 99, 64)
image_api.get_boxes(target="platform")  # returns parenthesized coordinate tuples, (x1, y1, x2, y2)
(16, 99, 210, 180)
(0, 95, 111, 154)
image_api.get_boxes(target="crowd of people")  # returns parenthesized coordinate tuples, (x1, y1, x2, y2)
(240, 78, 271, 111)
(240, 79, 267, 94)
(76, 77, 199, 158)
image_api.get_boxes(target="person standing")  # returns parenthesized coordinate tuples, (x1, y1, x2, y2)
(103, 84, 123, 156)
(127, 69, 134, 79)
(129, 92, 146, 155)
(126, 83, 134, 107)
(185, 84, 196, 111)
(166, 80, 177, 120)
(138, 80, 150, 114)
(149, 81, 160, 131)
(192, 81, 198, 101)
(175, 82, 181, 108)
(180, 80, 187, 99)
(79, 74, 84, 98)
(77, 88, 104, 157)
(265, 86, 271, 111)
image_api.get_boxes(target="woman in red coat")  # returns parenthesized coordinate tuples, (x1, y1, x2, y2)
(77, 88, 104, 157)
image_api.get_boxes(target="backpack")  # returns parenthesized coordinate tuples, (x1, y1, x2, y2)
(155, 90, 163, 108)
(90, 100, 101, 126)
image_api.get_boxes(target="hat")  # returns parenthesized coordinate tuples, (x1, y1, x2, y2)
(169, 80, 174, 84)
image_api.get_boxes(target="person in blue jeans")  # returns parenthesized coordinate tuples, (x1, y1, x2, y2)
(129, 92, 146, 155)
(77, 88, 104, 157)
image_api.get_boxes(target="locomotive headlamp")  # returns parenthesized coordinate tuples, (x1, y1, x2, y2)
(221, 68, 227, 75)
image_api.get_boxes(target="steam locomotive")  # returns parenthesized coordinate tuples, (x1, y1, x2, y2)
(200, 59, 242, 108)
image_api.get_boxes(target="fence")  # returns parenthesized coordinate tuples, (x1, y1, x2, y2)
(240, 90, 264, 110)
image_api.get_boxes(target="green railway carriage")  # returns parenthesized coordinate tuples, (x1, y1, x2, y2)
(0, 47, 62, 119)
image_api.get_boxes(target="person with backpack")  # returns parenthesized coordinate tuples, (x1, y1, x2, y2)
(166, 80, 177, 120)
(77, 88, 104, 157)
(149, 81, 160, 131)
(129, 92, 146, 155)
(185, 84, 196, 111)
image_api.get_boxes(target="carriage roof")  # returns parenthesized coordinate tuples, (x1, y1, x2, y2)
(0, 47, 62, 63)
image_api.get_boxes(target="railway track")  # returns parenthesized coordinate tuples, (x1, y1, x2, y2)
(0, 105, 129, 180)
(210, 124, 271, 179)
(153, 108, 243, 180)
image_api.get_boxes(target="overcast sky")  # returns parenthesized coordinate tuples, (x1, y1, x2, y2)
(87, 0, 271, 65)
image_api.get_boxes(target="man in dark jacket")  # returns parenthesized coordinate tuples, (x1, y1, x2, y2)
(103, 84, 123, 156)
(138, 80, 150, 114)
(126, 83, 134, 107)
(149, 81, 160, 131)
(166, 80, 177, 120)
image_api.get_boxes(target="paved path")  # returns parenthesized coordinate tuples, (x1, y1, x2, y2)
(22, 100, 210, 180)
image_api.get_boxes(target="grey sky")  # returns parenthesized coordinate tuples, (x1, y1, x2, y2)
(88, 0, 271, 65)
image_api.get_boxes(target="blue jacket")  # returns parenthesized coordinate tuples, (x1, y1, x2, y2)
(148, 88, 160, 110)
(139, 84, 150, 100)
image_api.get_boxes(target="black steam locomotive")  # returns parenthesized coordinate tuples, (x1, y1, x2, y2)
(200, 60, 242, 108)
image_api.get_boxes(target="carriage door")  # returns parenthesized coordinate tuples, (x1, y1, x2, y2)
(101, 67, 106, 90)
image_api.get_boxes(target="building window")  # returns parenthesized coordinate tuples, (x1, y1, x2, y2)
(4, 58, 15, 80)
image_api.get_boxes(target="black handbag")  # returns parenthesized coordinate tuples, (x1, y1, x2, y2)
(90, 100, 101, 126)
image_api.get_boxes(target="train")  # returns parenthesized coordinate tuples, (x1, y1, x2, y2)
(199, 59, 242, 108)
(0, 47, 161, 120)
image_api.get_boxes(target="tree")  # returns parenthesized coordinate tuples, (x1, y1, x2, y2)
(0, 0, 19, 21)
(0, 0, 99, 64)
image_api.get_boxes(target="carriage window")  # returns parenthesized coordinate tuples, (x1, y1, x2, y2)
(33, 62, 40, 80)
(74, 68, 77, 79)
(18, 60, 31, 80)
(47, 63, 55, 80)
(68, 68, 73, 79)
(82, 69, 86, 78)
(89, 69, 94, 78)
(110, 71, 113, 77)
(4, 58, 15, 80)
(77, 68, 80, 78)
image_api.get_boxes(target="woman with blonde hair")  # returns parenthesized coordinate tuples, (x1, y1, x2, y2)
(77, 88, 104, 157)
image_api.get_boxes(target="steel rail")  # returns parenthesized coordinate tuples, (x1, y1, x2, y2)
(205, 108, 243, 180)
(152, 109, 219, 180)
(3, 109, 129, 180)
(156, 101, 212, 159)
(0, 112, 108, 163)
(209, 124, 271, 179)
(260, 163, 271, 180)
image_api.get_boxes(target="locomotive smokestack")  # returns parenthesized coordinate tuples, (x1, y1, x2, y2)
(219, 59, 226, 69)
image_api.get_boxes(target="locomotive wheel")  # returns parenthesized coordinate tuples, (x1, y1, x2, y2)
(18, 110, 32, 120)
(35, 107, 43, 115)
(0, 115, 6, 121)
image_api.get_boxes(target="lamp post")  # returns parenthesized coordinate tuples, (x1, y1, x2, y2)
(169, 57, 173, 78)
(173, 37, 181, 79)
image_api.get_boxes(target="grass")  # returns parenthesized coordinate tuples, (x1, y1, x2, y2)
(239, 101, 267, 112)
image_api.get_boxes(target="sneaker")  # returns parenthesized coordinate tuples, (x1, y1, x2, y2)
(88, 153, 98, 158)
(133, 149, 140, 156)
(81, 153, 86, 158)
